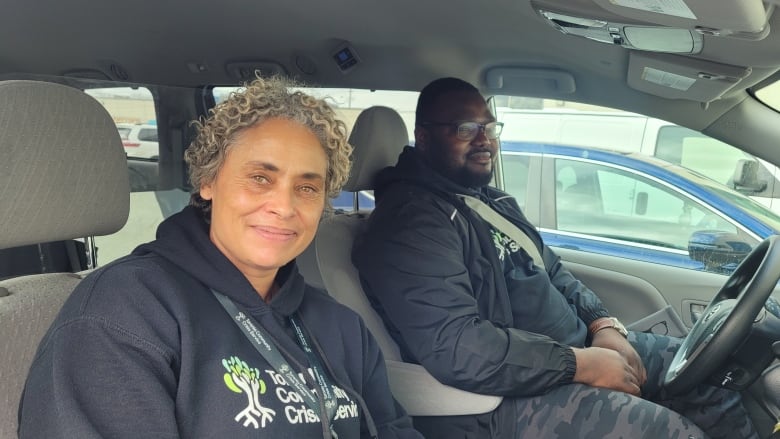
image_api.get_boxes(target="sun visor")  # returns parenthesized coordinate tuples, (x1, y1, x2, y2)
(538, 10, 703, 54)
(483, 67, 576, 96)
(627, 52, 752, 102)
(590, 0, 772, 40)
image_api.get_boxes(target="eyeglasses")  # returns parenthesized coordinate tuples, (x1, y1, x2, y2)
(420, 121, 504, 141)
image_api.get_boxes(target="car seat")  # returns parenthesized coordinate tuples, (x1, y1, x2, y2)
(559, 179, 603, 215)
(298, 106, 502, 416)
(0, 80, 129, 438)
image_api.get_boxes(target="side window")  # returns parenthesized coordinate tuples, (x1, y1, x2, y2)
(656, 126, 751, 186)
(86, 87, 189, 265)
(501, 153, 530, 210)
(138, 128, 159, 142)
(554, 158, 757, 271)
(494, 94, 780, 210)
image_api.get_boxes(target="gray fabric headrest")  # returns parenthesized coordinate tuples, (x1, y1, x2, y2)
(344, 106, 409, 192)
(0, 80, 130, 249)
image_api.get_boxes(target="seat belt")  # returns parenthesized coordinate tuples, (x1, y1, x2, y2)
(458, 194, 545, 270)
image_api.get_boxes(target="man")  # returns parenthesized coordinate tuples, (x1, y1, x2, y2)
(352, 77, 758, 438)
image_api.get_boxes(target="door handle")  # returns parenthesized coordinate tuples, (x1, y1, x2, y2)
(690, 303, 706, 323)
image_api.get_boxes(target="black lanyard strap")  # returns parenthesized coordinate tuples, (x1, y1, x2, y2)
(211, 290, 339, 436)
(290, 315, 339, 420)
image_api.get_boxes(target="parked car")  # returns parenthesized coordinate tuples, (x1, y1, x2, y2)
(497, 108, 780, 214)
(116, 123, 159, 159)
(501, 141, 780, 275)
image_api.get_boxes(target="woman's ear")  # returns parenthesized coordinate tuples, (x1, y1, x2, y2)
(199, 182, 214, 201)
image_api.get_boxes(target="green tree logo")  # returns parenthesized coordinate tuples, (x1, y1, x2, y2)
(223, 356, 276, 428)
(491, 229, 507, 261)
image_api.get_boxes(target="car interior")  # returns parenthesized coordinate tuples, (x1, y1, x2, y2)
(4, 0, 780, 437)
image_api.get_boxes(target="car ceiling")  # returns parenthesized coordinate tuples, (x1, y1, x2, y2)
(3, 0, 780, 162)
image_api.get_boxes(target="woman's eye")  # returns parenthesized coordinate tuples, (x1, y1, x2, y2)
(299, 185, 321, 195)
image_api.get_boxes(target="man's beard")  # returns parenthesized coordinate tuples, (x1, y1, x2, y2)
(422, 141, 495, 188)
(452, 164, 494, 188)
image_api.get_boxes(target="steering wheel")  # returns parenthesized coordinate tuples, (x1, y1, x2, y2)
(663, 235, 780, 395)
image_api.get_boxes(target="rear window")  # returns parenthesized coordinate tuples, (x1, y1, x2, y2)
(212, 86, 418, 212)
(138, 128, 158, 142)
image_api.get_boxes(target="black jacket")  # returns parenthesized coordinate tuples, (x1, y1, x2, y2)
(19, 206, 421, 439)
(353, 147, 610, 436)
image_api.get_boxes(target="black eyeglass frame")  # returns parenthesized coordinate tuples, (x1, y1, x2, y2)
(419, 121, 504, 140)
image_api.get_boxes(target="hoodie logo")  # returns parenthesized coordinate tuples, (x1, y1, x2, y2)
(221, 356, 361, 431)
(491, 229, 507, 261)
(491, 228, 520, 262)
(223, 356, 276, 429)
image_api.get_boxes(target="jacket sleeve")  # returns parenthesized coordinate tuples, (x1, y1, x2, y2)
(18, 316, 179, 439)
(543, 245, 610, 326)
(354, 199, 577, 397)
(357, 318, 424, 439)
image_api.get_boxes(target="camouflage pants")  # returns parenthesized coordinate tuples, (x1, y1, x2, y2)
(514, 331, 759, 439)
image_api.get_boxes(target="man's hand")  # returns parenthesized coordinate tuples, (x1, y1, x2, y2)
(591, 329, 647, 388)
(572, 346, 643, 396)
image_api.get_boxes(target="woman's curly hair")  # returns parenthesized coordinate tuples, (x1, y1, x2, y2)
(185, 75, 352, 218)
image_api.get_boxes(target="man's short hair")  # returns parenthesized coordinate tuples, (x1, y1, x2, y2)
(415, 77, 481, 126)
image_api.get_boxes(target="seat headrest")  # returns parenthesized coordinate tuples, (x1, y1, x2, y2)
(344, 106, 408, 192)
(0, 80, 130, 250)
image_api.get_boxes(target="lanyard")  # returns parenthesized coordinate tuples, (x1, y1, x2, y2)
(211, 290, 339, 437)
(289, 315, 339, 422)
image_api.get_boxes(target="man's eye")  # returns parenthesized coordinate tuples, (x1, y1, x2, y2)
(458, 124, 477, 137)
(253, 175, 269, 183)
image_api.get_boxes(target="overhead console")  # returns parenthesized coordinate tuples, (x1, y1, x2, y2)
(529, 0, 776, 103)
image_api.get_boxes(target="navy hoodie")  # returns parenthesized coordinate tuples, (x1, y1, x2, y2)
(19, 206, 421, 439)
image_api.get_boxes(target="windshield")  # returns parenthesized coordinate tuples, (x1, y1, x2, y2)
(755, 79, 780, 112)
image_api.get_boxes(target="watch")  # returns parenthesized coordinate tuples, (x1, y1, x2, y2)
(589, 317, 628, 338)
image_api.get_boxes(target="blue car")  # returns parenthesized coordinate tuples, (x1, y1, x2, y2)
(500, 142, 780, 275)
(332, 190, 375, 212)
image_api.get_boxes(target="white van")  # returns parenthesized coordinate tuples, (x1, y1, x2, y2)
(496, 108, 780, 213)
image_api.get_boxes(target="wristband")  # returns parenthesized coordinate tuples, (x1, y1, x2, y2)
(588, 317, 628, 338)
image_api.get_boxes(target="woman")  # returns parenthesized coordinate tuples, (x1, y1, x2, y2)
(18, 76, 422, 438)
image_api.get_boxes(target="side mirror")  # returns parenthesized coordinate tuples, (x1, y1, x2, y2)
(732, 159, 767, 193)
(688, 230, 753, 274)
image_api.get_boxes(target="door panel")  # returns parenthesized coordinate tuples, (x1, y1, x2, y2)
(554, 246, 725, 328)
